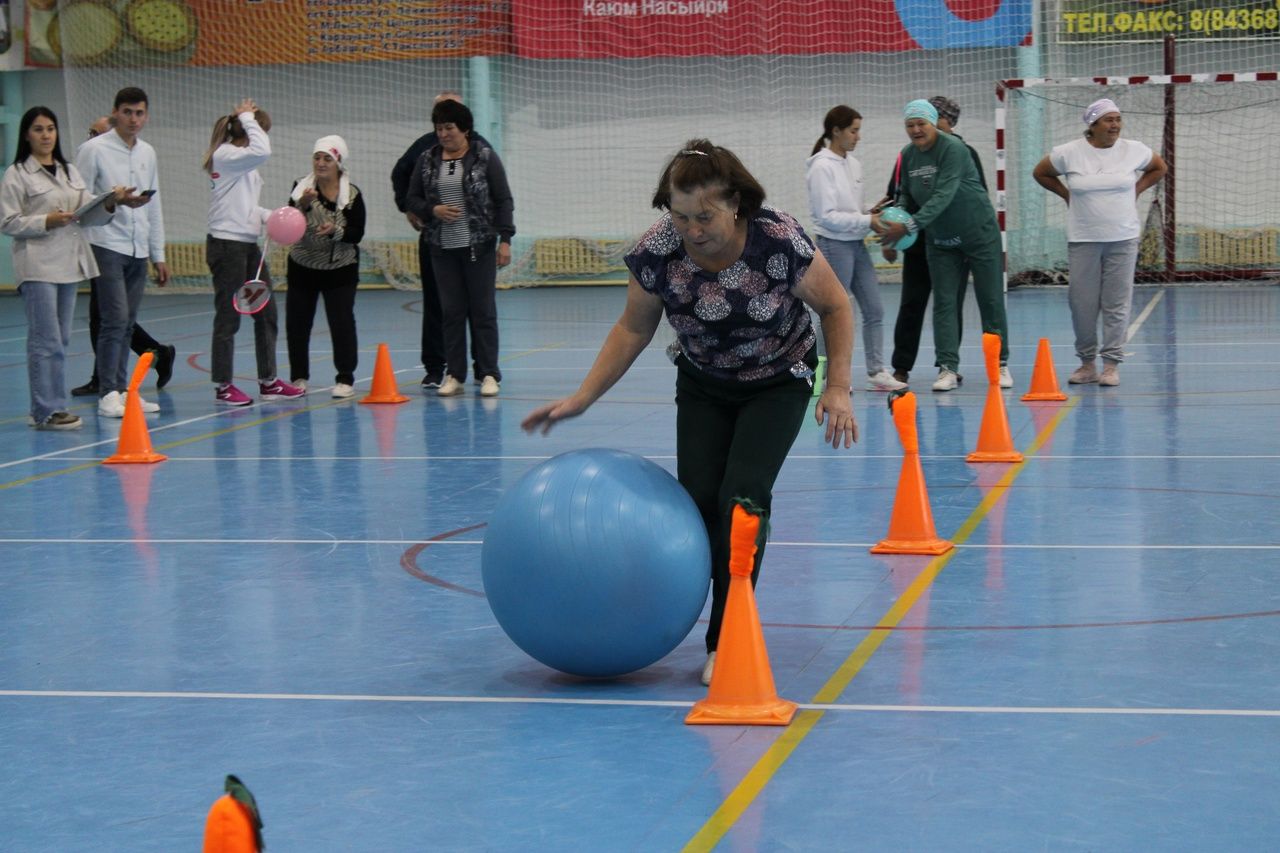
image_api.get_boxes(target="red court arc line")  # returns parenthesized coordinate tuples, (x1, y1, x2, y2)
(400, 523, 488, 597)
(765, 609, 1280, 632)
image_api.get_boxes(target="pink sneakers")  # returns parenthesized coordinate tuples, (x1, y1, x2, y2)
(259, 378, 305, 401)
(215, 384, 253, 407)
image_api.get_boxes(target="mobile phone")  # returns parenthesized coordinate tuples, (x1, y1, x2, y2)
(140, 189, 157, 198)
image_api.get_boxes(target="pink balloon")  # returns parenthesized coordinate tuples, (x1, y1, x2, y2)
(266, 206, 306, 245)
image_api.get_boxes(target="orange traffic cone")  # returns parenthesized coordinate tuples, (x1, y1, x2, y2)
(360, 343, 409, 404)
(686, 504, 798, 726)
(104, 351, 166, 464)
(967, 333, 1024, 463)
(202, 774, 263, 853)
(1021, 338, 1068, 402)
(871, 391, 954, 555)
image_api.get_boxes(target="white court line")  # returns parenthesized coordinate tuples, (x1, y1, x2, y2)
(0, 308, 216, 345)
(1, 538, 1278, 550)
(1, 689, 1276, 718)
(0, 378, 398, 471)
(23, 453, 1280, 464)
(1126, 288, 1165, 342)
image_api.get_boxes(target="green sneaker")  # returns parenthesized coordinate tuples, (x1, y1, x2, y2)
(812, 355, 827, 397)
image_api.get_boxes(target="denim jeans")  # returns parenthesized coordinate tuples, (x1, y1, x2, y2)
(207, 236, 279, 385)
(91, 245, 149, 394)
(20, 281, 78, 423)
(816, 235, 887, 375)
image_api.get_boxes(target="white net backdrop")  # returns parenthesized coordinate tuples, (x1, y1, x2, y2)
(40, 0, 1280, 287)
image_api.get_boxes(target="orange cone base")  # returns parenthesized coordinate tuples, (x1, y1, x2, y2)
(1021, 390, 1068, 402)
(966, 450, 1025, 463)
(871, 536, 954, 555)
(359, 392, 409, 405)
(685, 697, 798, 726)
(104, 450, 167, 465)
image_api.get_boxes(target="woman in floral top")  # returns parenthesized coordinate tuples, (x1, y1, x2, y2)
(523, 139, 857, 685)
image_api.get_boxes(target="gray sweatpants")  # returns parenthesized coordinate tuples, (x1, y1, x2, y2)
(1067, 238, 1139, 365)
(815, 235, 886, 375)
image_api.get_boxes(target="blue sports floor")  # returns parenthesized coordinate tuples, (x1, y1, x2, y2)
(2, 282, 1279, 851)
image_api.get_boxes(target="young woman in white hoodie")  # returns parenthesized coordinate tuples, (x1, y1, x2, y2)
(202, 98, 302, 407)
(806, 106, 905, 392)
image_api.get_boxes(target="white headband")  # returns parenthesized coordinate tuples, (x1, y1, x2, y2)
(1083, 99, 1120, 126)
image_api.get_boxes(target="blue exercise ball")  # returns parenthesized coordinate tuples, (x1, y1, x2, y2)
(481, 448, 711, 678)
(879, 205, 918, 251)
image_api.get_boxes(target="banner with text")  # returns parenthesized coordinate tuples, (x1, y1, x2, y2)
(26, 0, 511, 68)
(1057, 0, 1280, 42)
(512, 0, 1033, 58)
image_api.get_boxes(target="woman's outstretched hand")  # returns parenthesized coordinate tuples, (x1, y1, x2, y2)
(522, 396, 588, 435)
(815, 386, 859, 449)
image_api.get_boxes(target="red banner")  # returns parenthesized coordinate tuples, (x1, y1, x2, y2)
(513, 0, 920, 58)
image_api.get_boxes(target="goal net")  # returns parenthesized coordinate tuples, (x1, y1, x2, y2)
(29, 0, 1280, 290)
(999, 72, 1280, 284)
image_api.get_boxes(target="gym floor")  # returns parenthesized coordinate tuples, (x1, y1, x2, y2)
(2, 283, 1279, 850)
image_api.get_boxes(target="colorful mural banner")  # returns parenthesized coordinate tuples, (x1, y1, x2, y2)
(25, 0, 511, 69)
(1056, 0, 1280, 42)
(512, 0, 1033, 59)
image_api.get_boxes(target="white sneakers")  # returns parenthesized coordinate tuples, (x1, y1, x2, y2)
(437, 376, 499, 397)
(98, 390, 158, 417)
(866, 370, 908, 392)
(932, 369, 961, 392)
(701, 651, 716, 686)
(331, 383, 355, 398)
(931, 367, 1012, 391)
(1069, 362, 1119, 386)
(1069, 363, 1098, 384)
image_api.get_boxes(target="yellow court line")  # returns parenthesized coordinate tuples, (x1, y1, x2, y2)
(683, 397, 1079, 852)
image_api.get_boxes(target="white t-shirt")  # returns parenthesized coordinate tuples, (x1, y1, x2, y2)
(1049, 137, 1153, 242)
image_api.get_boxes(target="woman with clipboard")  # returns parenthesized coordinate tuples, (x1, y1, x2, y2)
(0, 107, 124, 430)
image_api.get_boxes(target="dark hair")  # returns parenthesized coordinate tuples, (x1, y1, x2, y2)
(811, 105, 862, 156)
(14, 107, 69, 178)
(114, 87, 148, 110)
(431, 99, 474, 134)
(651, 139, 765, 218)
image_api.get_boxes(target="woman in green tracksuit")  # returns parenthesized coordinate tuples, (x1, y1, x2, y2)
(875, 99, 1010, 392)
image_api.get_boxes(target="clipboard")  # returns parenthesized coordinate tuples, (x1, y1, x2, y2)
(74, 191, 114, 227)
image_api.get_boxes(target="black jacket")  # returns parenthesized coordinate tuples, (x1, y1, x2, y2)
(405, 140, 515, 254)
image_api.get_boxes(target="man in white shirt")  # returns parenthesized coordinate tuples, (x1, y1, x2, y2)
(71, 113, 177, 398)
(76, 87, 168, 417)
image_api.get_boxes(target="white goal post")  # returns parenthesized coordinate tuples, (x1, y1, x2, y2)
(996, 70, 1280, 284)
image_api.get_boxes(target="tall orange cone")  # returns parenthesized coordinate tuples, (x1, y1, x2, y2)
(871, 391, 954, 555)
(360, 343, 409, 404)
(967, 333, 1024, 463)
(104, 351, 167, 464)
(1021, 337, 1068, 402)
(686, 504, 797, 726)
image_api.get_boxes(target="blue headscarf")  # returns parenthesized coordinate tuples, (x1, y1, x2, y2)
(903, 99, 938, 125)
